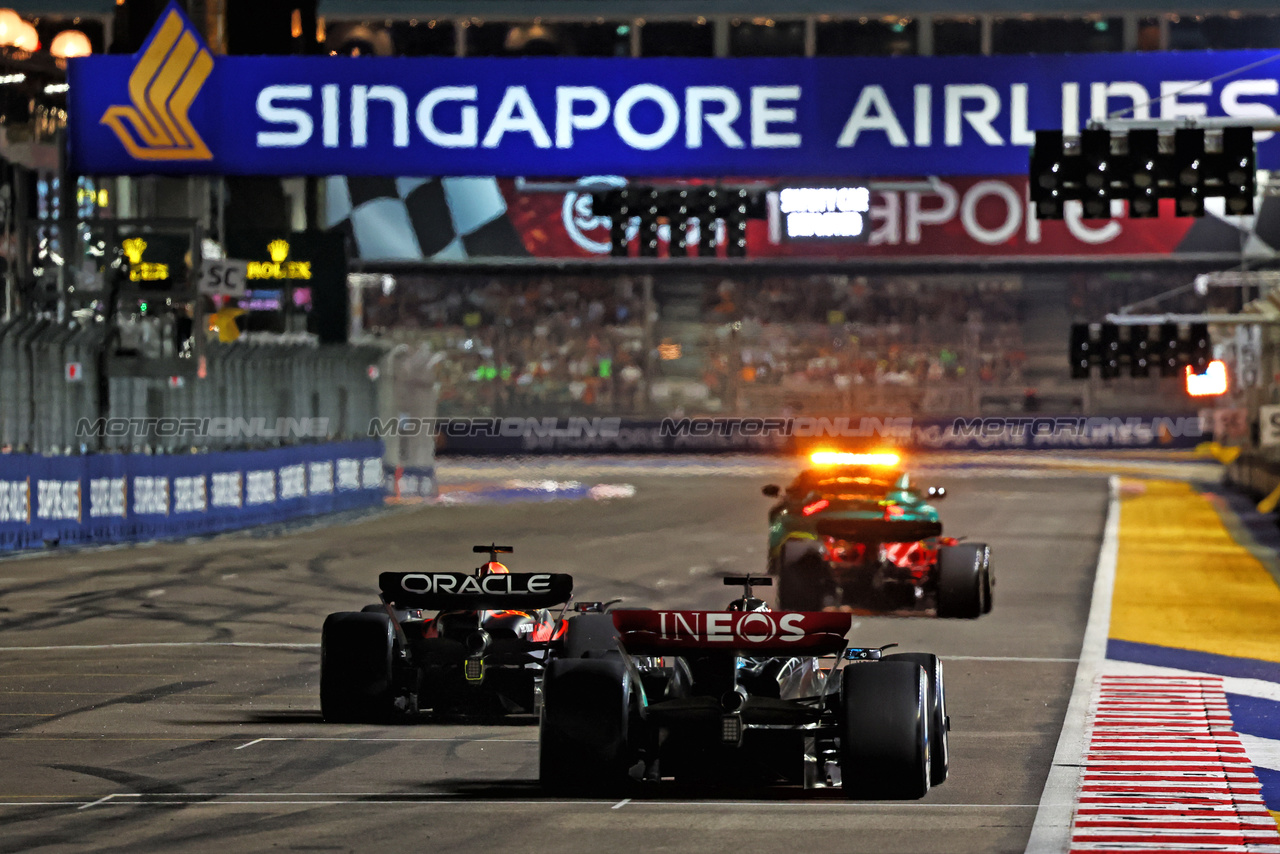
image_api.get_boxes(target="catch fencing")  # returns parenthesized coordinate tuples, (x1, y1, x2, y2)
(0, 318, 385, 454)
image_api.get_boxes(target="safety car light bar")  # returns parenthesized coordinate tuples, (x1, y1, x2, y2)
(809, 451, 901, 467)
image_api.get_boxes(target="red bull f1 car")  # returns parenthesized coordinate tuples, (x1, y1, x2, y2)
(764, 450, 992, 617)
(320, 544, 578, 722)
(539, 576, 948, 799)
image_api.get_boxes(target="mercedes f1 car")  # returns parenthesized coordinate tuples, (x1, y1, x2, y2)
(763, 450, 993, 617)
(539, 576, 948, 799)
(320, 544, 577, 722)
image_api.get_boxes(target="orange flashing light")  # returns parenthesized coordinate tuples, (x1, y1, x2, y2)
(810, 450, 901, 467)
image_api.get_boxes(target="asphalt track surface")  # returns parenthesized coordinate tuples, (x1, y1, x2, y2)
(0, 469, 1110, 853)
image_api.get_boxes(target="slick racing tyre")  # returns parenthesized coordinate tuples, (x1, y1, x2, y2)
(539, 658, 634, 794)
(320, 611, 396, 723)
(936, 543, 989, 619)
(883, 652, 948, 786)
(840, 660, 931, 800)
(561, 613, 621, 659)
(777, 539, 828, 611)
(981, 552, 994, 614)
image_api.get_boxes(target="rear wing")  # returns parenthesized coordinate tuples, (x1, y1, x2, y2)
(815, 518, 942, 542)
(612, 610, 852, 656)
(379, 572, 573, 611)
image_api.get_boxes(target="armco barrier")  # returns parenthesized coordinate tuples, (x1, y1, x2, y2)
(431, 415, 1206, 456)
(1226, 453, 1280, 500)
(0, 440, 386, 552)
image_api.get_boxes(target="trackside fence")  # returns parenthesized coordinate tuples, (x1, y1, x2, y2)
(0, 318, 385, 455)
(1227, 453, 1280, 500)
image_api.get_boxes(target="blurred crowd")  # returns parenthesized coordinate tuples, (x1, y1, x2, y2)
(700, 275, 1027, 399)
(363, 274, 650, 415)
(361, 272, 1028, 416)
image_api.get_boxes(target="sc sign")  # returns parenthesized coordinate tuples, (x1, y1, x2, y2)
(198, 259, 249, 297)
(1260, 405, 1280, 447)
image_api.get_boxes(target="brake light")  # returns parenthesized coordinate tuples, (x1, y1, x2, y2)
(883, 505, 905, 521)
(802, 499, 829, 516)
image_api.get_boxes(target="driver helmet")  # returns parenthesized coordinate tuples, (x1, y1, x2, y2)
(479, 561, 509, 575)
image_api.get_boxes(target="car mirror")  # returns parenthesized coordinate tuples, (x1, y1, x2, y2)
(762, 484, 780, 497)
(927, 486, 946, 500)
(575, 598, 622, 613)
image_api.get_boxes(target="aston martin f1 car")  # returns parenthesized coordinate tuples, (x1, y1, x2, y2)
(539, 577, 948, 799)
(763, 451, 993, 617)
(320, 545, 576, 722)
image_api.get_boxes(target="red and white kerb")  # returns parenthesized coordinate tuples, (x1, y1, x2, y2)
(1069, 675, 1280, 853)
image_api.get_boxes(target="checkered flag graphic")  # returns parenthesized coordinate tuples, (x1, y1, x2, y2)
(1175, 170, 1280, 259)
(325, 176, 528, 260)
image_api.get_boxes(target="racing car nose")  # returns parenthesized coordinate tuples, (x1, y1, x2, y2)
(464, 629, 491, 658)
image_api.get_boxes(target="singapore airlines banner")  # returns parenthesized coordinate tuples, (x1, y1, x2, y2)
(68, 5, 1280, 178)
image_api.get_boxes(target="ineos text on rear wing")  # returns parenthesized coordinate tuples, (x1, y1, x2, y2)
(612, 610, 853, 656)
(379, 572, 573, 610)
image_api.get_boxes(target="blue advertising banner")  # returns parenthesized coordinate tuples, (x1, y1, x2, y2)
(0, 440, 387, 552)
(67, 5, 1280, 178)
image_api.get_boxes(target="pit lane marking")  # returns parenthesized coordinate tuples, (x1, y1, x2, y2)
(612, 798, 631, 809)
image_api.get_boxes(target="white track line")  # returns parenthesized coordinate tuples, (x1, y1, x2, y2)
(1025, 475, 1119, 854)
(0, 642, 319, 652)
(78, 793, 139, 810)
(234, 737, 538, 749)
(0, 796, 1044, 810)
(946, 656, 1079, 663)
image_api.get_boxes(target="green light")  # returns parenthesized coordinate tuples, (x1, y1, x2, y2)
(139, 302, 148, 313)
(1094, 20, 1109, 31)
(616, 25, 630, 36)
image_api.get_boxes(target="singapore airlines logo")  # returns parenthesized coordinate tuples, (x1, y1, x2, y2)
(100, 8, 213, 161)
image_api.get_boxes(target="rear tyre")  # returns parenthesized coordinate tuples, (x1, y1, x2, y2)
(883, 653, 948, 786)
(840, 661, 930, 800)
(539, 658, 634, 794)
(320, 612, 396, 723)
(777, 540, 828, 611)
(981, 554, 994, 614)
(936, 543, 988, 619)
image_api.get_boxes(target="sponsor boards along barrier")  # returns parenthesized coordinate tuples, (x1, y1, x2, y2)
(0, 441, 388, 552)
(426, 415, 1205, 454)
